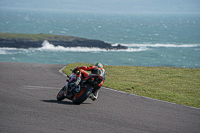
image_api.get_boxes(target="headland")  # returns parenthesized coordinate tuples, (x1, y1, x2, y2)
(0, 33, 128, 50)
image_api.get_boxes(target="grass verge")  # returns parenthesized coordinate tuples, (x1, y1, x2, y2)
(63, 63, 200, 108)
(0, 32, 80, 41)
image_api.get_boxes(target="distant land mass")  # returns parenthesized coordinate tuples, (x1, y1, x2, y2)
(0, 33, 127, 50)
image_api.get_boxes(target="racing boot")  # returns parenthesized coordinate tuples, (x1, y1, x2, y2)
(89, 90, 99, 101)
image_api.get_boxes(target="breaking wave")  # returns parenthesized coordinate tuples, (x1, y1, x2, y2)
(1, 40, 200, 55)
(0, 40, 147, 55)
(40, 41, 200, 52)
(39, 40, 148, 52)
(113, 43, 200, 48)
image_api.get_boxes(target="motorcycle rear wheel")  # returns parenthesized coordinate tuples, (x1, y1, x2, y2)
(72, 84, 92, 104)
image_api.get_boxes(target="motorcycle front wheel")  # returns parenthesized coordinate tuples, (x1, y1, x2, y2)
(57, 86, 66, 101)
(72, 84, 92, 105)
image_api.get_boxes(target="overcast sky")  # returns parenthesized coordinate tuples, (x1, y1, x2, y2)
(0, 0, 200, 13)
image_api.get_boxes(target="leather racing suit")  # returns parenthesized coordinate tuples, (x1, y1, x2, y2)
(75, 65, 106, 101)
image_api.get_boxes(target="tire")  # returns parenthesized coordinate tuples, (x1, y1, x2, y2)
(72, 84, 92, 105)
(57, 86, 66, 101)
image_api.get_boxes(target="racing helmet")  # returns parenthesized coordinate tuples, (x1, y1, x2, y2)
(74, 70, 80, 75)
(94, 62, 103, 68)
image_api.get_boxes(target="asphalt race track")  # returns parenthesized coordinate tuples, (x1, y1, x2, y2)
(0, 62, 200, 133)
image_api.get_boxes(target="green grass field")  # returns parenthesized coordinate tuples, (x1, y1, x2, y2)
(0, 32, 79, 41)
(63, 63, 200, 108)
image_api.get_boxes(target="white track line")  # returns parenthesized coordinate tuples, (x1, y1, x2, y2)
(103, 87, 200, 110)
(59, 65, 68, 77)
(59, 66, 200, 110)
(25, 85, 60, 90)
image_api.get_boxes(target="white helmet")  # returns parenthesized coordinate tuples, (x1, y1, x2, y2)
(94, 62, 103, 68)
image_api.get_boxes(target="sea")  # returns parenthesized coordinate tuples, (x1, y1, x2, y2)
(0, 8, 200, 68)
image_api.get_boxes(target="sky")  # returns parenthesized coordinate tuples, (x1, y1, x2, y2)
(0, 0, 200, 13)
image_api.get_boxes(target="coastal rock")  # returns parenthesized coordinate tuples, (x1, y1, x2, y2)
(0, 33, 128, 50)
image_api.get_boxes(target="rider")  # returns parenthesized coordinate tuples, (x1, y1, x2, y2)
(72, 62, 106, 101)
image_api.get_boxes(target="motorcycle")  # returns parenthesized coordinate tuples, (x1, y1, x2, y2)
(57, 69, 103, 104)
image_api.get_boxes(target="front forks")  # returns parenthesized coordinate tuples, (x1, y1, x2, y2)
(65, 85, 81, 100)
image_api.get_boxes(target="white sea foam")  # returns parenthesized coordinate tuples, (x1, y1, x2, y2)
(115, 43, 200, 48)
(1, 41, 199, 55)
(39, 40, 109, 52)
(0, 49, 7, 54)
(39, 40, 147, 52)
(0, 48, 19, 55)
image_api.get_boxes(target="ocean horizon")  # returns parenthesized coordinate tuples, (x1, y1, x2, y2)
(0, 8, 200, 68)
